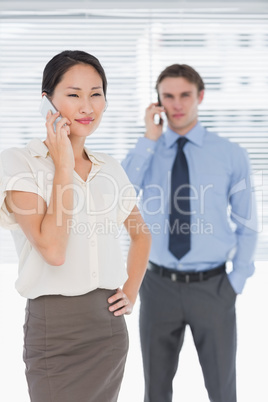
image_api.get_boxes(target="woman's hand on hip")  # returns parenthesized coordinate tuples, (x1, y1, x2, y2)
(108, 288, 133, 316)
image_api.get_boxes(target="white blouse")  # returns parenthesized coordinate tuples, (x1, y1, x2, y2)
(0, 139, 137, 299)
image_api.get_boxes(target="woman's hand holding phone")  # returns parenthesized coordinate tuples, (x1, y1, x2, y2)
(144, 102, 166, 141)
(40, 95, 74, 170)
(45, 110, 75, 171)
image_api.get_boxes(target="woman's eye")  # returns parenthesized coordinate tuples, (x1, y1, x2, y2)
(68, 94, 79, 97)
(92, 93, 102, 97)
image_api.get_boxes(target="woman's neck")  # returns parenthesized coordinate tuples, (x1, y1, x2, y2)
(69, 136, 88, 161)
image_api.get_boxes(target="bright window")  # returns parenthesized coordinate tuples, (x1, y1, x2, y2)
(0, 8, 267, 262)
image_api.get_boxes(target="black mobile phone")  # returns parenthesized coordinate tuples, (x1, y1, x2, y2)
(153, 95, 166, 125)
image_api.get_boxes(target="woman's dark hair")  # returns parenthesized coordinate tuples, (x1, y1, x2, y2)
(156, 64, 205, 95)
(42, 50, 107, 99)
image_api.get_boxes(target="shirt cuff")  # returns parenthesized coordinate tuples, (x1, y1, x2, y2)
(228, 262, 255, 294)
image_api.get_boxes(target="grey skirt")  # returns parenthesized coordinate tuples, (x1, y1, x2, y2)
(23, 288, 129, 402)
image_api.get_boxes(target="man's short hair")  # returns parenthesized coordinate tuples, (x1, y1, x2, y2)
(156, 64, 205, 93)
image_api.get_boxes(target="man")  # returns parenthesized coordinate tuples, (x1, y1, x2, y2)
(122, 64, 257, 402)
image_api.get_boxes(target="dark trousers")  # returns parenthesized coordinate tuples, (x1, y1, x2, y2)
(139, 269, 237, 402)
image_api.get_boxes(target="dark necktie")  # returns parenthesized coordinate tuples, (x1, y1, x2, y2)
(168, 137, 191, 259)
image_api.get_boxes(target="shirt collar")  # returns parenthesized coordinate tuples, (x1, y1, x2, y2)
(84, 147, 105, 165)
(27, 138, 50, 157)
(164, 121, 205, 149)
(27, 138, 105, 166)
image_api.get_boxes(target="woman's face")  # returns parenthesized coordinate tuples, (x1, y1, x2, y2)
(50, 63, 106, 138)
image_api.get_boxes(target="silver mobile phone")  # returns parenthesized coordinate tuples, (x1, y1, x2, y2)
(39, 95, 62, 131)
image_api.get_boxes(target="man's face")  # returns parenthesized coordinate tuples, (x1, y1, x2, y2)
(158, 76, 204, 135)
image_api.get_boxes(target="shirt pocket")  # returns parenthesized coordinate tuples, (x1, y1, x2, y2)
(200, 174, 228, 195)
(196, 174, 229, 216)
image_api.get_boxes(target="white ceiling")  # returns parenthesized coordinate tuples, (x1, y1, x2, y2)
(0, 0, 267, 13)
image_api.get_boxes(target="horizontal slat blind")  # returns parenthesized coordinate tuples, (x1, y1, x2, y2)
(0, 8, 267, 262)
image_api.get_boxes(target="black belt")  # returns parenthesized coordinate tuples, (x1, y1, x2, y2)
(148, 261, 226, 283)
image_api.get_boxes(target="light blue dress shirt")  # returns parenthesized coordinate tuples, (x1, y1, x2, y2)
(122, 122, 258, 293)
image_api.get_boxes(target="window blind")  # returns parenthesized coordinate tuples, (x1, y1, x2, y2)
(0, 8, 267, 262)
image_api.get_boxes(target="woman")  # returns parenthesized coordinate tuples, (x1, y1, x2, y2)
(0, 50, 151, 402)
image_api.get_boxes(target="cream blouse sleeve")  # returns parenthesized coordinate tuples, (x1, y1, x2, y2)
(0, 147, 45, 230)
